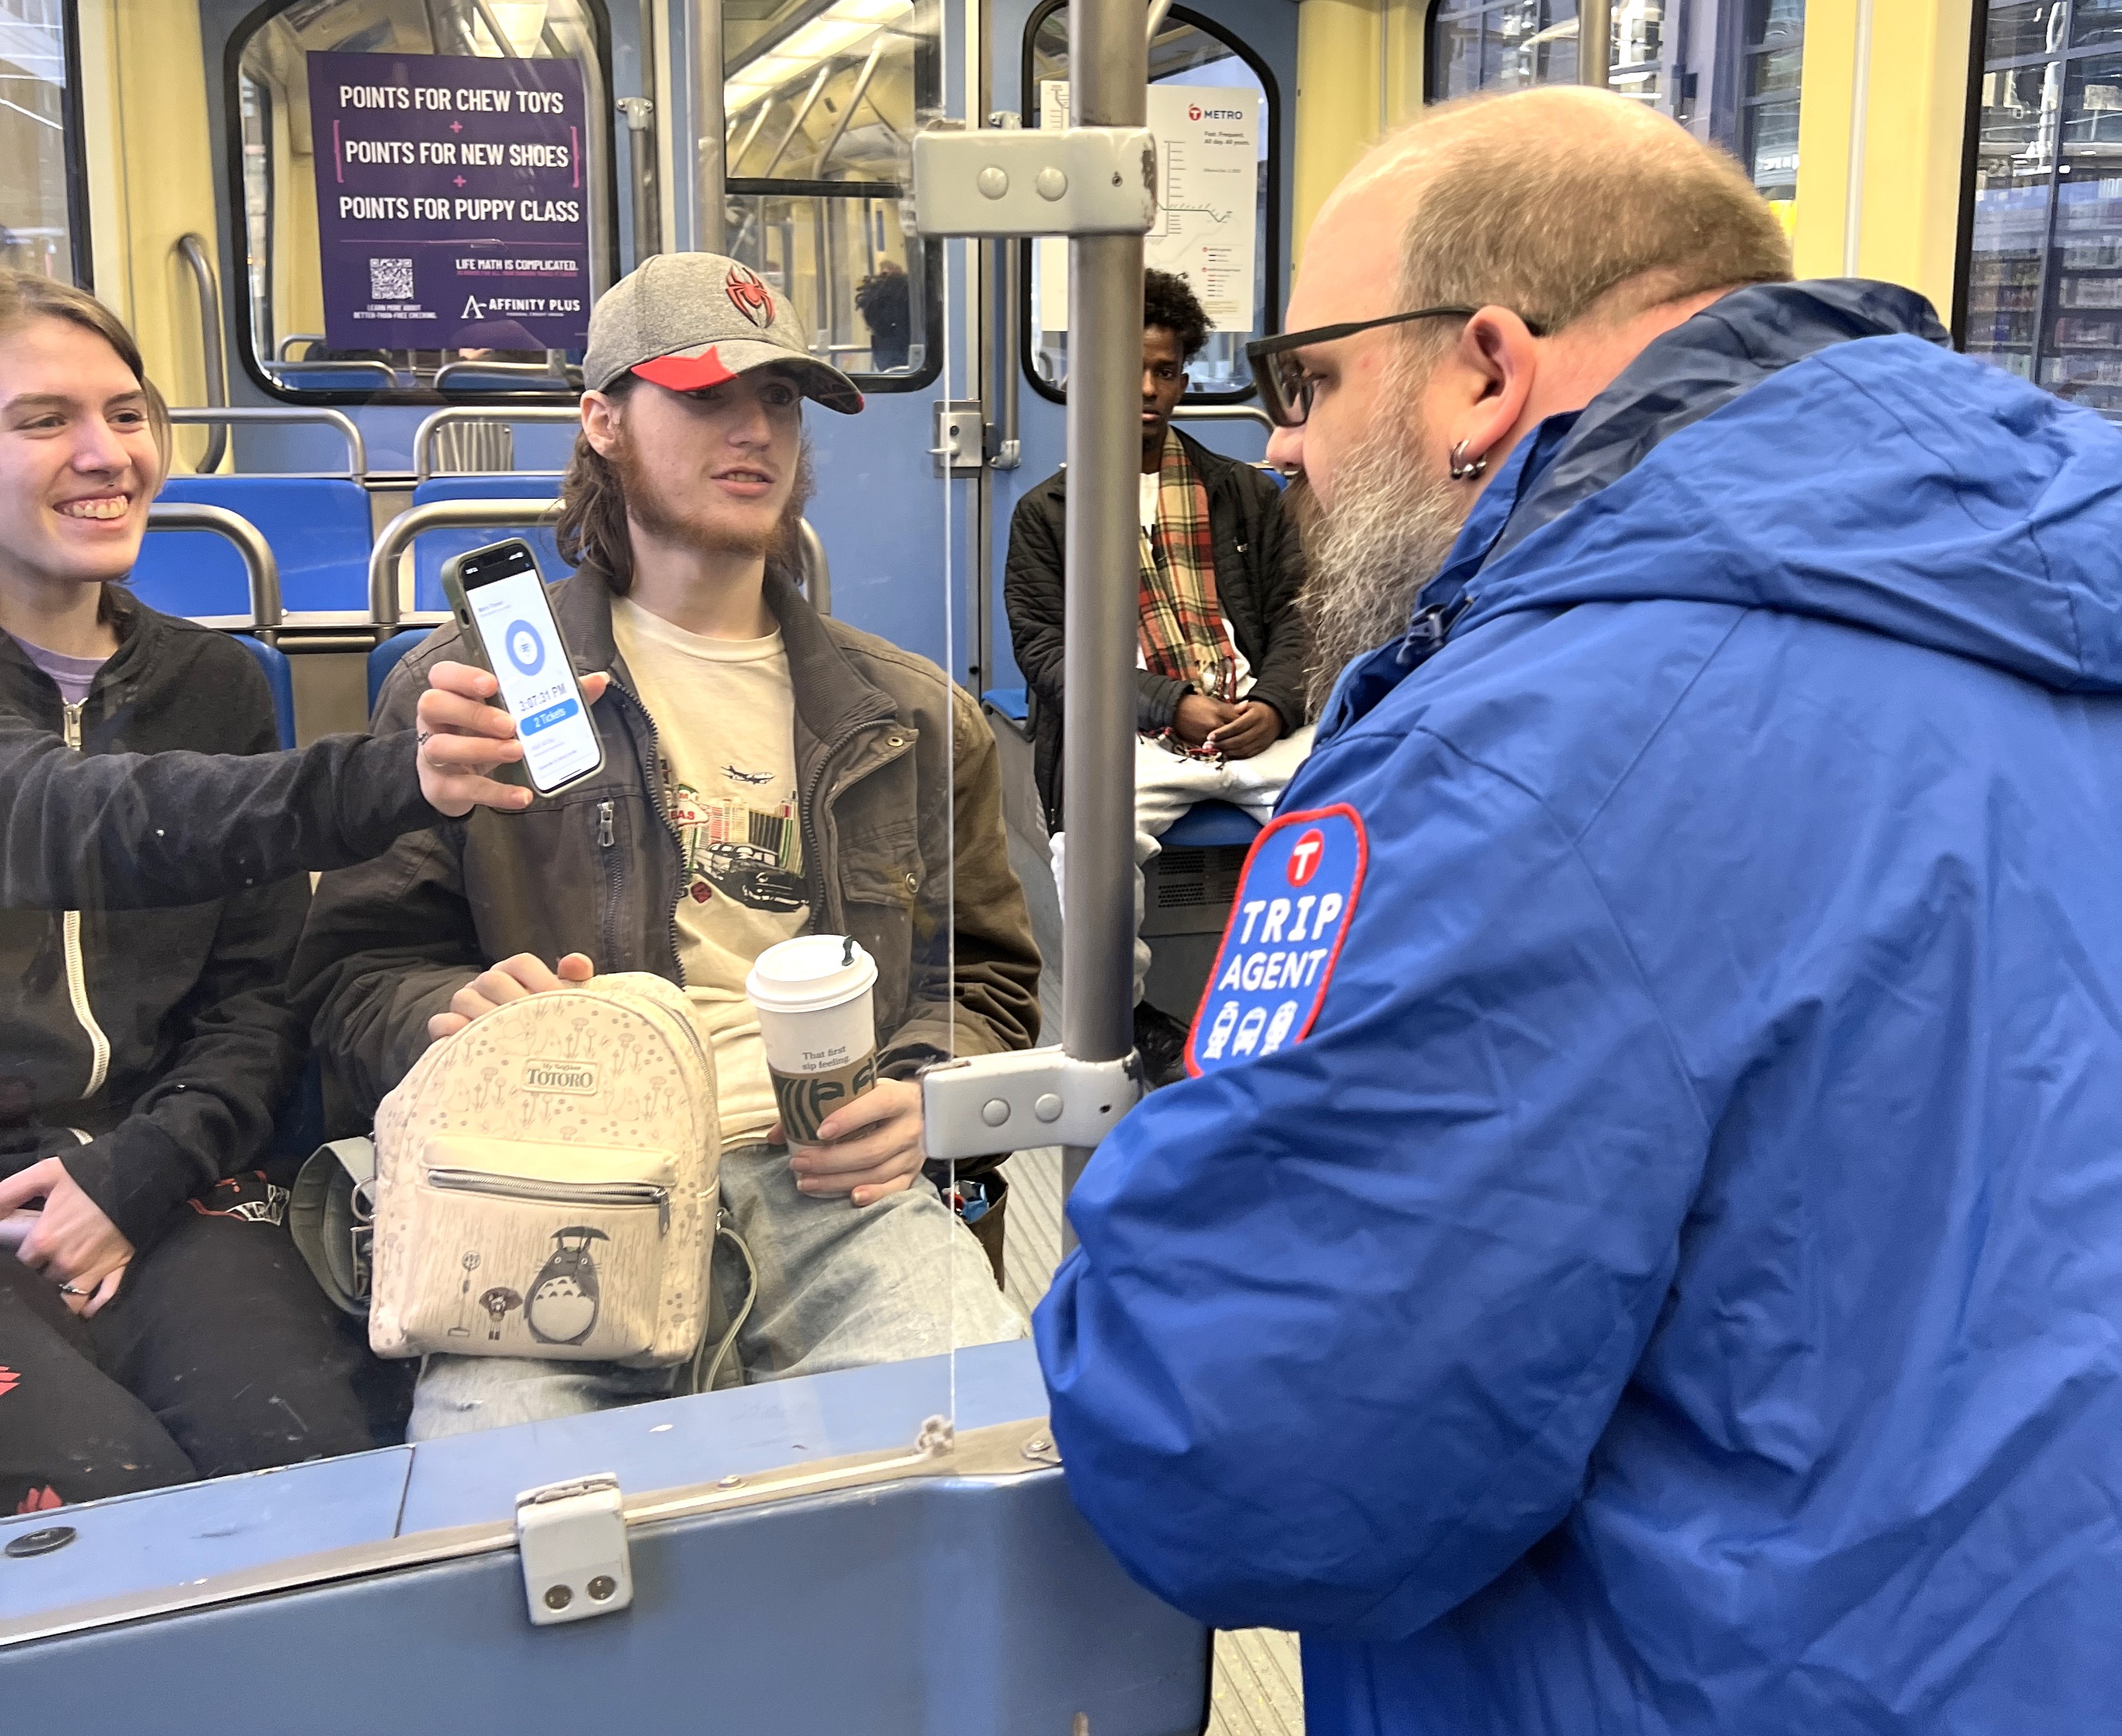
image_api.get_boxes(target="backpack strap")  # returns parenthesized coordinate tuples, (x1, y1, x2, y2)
(290, 1137, 377, 1319)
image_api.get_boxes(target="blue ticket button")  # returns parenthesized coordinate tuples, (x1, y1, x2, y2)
(519, 697, 580, 736)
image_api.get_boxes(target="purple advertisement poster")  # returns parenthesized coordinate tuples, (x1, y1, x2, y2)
(307, 51, 592, 354)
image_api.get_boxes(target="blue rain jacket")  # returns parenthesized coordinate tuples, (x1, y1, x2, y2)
(1036, 280, 2122, 1732)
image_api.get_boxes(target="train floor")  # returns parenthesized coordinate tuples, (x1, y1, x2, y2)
(996, 756, 1307, 1736)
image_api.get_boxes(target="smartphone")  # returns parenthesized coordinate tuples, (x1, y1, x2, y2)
(440, 539, 604, 797)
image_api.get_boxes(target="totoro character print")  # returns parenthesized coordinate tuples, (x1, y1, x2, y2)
(526, 1227, 608, 1345)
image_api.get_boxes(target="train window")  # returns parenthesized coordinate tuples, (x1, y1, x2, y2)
(225, 0, 619, 401)
(1740, 0, 1803, 204)
(1022, 0, 1281, 400)
(1965, 1, 2122, 422)
(1426, 0, 1669, 105)
(721, 0, 943, 386)
(0, 0, 88, 283)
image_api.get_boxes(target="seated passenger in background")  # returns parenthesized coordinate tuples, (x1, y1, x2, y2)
(0, 272, 374, 1512)
(294, 254, 1039, 1440)
(1005, 270, 1310, 1083)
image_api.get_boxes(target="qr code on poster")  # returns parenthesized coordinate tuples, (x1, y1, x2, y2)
(368, 257, 415, 301)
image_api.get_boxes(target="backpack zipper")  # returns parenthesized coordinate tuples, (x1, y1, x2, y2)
(424, 1167, 671, 1236)
(58, 699, 111, 1101)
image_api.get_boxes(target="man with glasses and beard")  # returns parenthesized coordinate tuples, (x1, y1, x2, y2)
(1034, 87, 2122, 1735)
(295, 255, 1039, 1437)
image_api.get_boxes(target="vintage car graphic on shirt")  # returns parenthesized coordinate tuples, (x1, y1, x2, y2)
(667, 780, 808, 912)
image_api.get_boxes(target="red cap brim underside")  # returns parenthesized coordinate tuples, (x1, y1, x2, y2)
(631, 349, 736, 392)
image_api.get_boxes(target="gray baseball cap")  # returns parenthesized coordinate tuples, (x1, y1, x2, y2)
(582, 252, 864, 413)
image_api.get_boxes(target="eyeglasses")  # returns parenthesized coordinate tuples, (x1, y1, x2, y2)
(1244, 305, 1547, 428)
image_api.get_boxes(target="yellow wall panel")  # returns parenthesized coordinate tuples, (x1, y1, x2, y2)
(1294, 0, 1384, 265)
(1793, 0, 1975, 319)
(105, 0, 225, 468)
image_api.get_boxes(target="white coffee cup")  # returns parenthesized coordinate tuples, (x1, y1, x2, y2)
(745, 935, 880, 1145)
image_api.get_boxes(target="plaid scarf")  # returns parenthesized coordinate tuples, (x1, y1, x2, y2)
(1137, 432, 1241, 754)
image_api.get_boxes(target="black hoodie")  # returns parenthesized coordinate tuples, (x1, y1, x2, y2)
(0, 603, 309, 1250)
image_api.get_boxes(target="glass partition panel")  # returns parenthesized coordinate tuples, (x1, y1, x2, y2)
(1025, 1, 1276, 396)
(0, 0, 999, 1631)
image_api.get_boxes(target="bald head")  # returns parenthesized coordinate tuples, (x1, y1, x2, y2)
(1312, 87, 1791, 342)
(1275, 89, 1792, 705)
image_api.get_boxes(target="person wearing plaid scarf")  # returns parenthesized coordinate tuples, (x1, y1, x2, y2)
(1006, 271, 1312, 1083)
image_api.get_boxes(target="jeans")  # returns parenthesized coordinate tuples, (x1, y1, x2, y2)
(0, 1208, 378, 1511)
(408, 1143, 1029, 1440)
(1050, 724, 1317, 1005)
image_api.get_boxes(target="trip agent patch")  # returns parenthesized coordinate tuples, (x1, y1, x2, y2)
(1187, 805, 1368, 1076)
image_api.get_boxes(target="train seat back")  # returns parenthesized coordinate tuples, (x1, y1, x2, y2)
(408, 474, 570, 614)
(134, 477, 372, 619)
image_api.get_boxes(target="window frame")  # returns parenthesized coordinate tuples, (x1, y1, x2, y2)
(59, 0, 93, 287)
(219, 0, 624, 408)
(1016, 0, 1283, 406)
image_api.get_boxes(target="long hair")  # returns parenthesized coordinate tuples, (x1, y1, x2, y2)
(554, 375, 815, 594)
(0, 271, 172, 622)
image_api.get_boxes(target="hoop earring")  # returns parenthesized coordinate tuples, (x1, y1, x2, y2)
(1449, 441, 1488, 482)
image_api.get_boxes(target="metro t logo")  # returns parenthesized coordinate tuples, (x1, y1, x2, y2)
(1287, 829, 1325, 887)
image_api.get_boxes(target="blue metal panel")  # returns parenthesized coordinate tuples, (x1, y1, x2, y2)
(805, 392, 959, 674)
(0, 1344, 1205, 1736)
(409, 476, 573, 612)
(0, 1448, 413, 1623)
(133, 478, 373, 618)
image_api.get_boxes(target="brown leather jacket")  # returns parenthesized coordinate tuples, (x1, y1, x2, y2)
(291, 564, 1041, 1132)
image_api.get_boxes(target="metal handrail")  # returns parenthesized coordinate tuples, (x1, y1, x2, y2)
(145, 502, 283, 636)
(166, 408, 369, 481)
(368, 498, 562, 632)
(369, 498, 834, 632)
(276, 333, 326, 361)
(173, 235, 228, 474)
(265, 358, 399, 390)
(432, 359, 582, 394)
(414, 407, 582, 482)
(797, 519, 832, 617)
(1173, 403, 1276, 434)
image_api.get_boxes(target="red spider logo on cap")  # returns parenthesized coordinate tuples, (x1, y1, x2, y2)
(726, 265, 775, 328)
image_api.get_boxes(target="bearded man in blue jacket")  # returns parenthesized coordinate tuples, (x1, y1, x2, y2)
(1034, 85, 2122, 1733)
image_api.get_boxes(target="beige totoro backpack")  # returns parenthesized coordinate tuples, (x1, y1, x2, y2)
(368, 972, 720, 1367)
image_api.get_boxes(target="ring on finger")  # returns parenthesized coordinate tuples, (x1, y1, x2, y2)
(57, 1282, 85, 1296)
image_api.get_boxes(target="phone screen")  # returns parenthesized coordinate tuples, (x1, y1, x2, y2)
(460, 544, 603, 794)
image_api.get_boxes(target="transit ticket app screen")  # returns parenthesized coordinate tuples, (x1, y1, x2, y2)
(468, 565, 601, 792)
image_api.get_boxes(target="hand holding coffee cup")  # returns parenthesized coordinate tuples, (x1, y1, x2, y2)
(747, 936, 928, 1207)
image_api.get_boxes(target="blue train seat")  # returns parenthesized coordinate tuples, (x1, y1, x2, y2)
(232, 634, 296, 750)
(368, 627, 432, 715)
(1165, 800, 1261, 848)
(409, 474, 570, 613)
(132, 477, 372, 618)
(982, 686, 1029, 726)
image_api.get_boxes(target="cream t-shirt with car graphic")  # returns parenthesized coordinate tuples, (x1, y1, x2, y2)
(610, 597, 810, 1148)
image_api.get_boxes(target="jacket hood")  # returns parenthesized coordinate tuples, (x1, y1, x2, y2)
(1335, 279, 2122, 726)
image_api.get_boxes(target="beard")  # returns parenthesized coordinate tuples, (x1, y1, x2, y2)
(1291, 405, 1470, 715)
(611, 424, 815, 566)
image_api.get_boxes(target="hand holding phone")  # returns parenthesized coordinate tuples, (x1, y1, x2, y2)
(440, 540, 606, 797)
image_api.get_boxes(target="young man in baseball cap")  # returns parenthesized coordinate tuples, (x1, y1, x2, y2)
(295, 253, 1040, 1434)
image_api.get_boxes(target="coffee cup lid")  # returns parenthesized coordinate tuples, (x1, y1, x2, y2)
(745, 935, 879, 1013)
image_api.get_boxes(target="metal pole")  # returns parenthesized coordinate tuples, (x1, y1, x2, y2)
(695, 0, 728, 251)
(1060, 0, 1147, 1226)
(1578, 0, 1613, 86)
(762, 62, 836, 178)
(173, 235, 228, 475)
